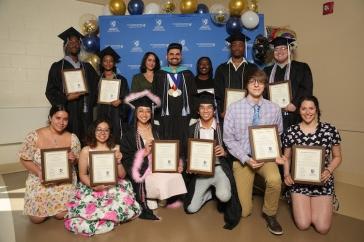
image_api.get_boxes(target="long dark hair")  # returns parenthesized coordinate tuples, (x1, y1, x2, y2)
(48, 105, 68, 124)
(85, 119, 115, 149)
(196, 56, 213, 79)
(139, 52, 160, 73)
(297, 96, 321, 122)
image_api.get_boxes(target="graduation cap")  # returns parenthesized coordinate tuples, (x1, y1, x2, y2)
(124, 90, 161, 109)
(270, 36, 295, 48)
(225, 32, 250, 43)
(195, 90, 216, 107)
(98, 46, 121, 63)
(58, 27, 83, 45)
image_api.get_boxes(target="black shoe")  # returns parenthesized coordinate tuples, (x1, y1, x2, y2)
(139, 207, 160, 220)
(262, 213, 283, 235)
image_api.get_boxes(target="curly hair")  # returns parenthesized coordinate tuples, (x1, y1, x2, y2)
(85, 118, 116, 149)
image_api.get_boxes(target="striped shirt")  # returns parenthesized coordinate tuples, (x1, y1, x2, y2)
(223, 96, 283, 164)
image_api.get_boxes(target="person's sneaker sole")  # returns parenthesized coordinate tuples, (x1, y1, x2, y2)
(267, 225, 283, 235)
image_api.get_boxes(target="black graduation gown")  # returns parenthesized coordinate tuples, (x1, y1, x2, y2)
(45, 59, 98, 144)
(264, 60, 313, 129)
(183, 122, 242, 230)
(152, 69, 197, 148)
(214, 61, 257, 117)
(97, 74, 130, 144)
(120, 125, 160, 218)
(194, 77, 215, 91)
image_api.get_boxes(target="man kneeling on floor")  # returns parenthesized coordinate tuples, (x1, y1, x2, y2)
(184, 91, 241, 230)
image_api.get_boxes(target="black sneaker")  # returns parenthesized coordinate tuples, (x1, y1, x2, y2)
(262, 213, 283, 235)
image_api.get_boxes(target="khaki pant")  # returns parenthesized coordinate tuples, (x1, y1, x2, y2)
(233, 161, 281, 217)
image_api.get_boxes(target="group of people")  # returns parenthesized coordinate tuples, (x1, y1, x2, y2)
(18, 26, 342, 236)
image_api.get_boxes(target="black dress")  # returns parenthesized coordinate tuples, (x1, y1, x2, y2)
(97, 74, 130, 144)
(45, 59, 98, 144)
(264, 60, 313, 130)
(282, 122, 341, 196)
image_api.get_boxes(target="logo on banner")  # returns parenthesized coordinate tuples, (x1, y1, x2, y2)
(108, 21, 120, 32)
(110, 44, 124, 49)
(173, 22, 192, 28)
(180, 40, 189, 51)
(153, 19, 165, 32)
(199, 18, 211, 31)
(196, 42, 215, 48)
(222, 41, 230, 52)
(150, 43, 169, 49)
(131, 40, 143, 52)
(127, 23, 146, 29)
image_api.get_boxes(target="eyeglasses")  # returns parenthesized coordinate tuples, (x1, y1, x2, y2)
(247, 79, 265, 85)
(96, 128, 110, 133)
(274, 46, 288, 52)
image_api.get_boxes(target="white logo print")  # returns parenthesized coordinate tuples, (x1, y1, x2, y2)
(153, 19, 165, 31)
(199, 18, 211, 31)
(108, 21, 120, 32)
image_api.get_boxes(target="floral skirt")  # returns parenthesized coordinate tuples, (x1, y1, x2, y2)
(64, 179, 141, 236)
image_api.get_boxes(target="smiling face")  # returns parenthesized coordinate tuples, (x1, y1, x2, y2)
(102, 55, 115, 72)
(65, 36, 81, 56)
(145, 54, 156, 71)
(49, 111, 69, 133)
(198, 58, 211, 76)
(136, 106, 152, 125)
(167, 48, 182, 67)
(299, 100, 318, 124)
(246, 78, 265, 99)
(198, 103, 214, 122)
(273, 45, 289, 64)
(95, 122, 110, 144)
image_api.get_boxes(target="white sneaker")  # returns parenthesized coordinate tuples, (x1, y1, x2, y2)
(147, 199, 158, 210)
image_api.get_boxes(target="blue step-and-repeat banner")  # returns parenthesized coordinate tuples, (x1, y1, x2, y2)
(99, 13, 264, 85)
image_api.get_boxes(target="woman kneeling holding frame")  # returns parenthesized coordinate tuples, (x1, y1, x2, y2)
(64, 119, 141, 236)
(282, 96, 342, 234)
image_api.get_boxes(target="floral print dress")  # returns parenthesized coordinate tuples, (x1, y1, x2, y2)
(64, 149, 141, 236)
(19, 131, 80, 217)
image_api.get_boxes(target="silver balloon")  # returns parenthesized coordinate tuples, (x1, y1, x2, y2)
(210, 4, 230, 25)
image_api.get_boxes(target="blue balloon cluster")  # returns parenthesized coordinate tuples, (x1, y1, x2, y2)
(82, 35, 100, 53)
(128, 0, 144, 15)
(226, 16, 242, 35)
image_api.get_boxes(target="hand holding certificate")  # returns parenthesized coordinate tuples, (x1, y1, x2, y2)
(291, 145, 325, 185)
(187, 138, 215, 176)
(268, 80, 292, 108)
(62, 69, 88, 94)
(98, 79, 121, 104)
(152, 140, 179, 173)
(249, 125, 281, 162)
(224, 88, 246, 111)
(41, 147, 72, 185)
(89, 151, 117, 186)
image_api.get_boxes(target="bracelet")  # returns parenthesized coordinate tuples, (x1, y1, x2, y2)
(324, 168, 332, 174)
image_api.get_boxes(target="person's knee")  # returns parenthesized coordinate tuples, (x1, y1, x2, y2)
(295, 219, 311, 231)
(313, 221, 331, 234)
(29, 216, 46, 224)
(216, 189, 231, 203)
(265, 174, 282, 191)
(54, 211, 66, 220)
(187, 204, 200, 213)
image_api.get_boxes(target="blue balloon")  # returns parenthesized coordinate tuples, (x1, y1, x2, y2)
(226, 16, 242, 35)
(195, 3, 209, 14)
(128, 0, 144, 15)
(82, 35, 100, 53)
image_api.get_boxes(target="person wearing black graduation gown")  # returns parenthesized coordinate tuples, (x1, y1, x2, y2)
(183, 91, 241, 230)
(264, 36, 313, 130)
(96, 46, 129, 144)
(194, 56, 215, 92)
(214, 33, 258, 119)
(45, 27, 98, 145)
(152, 43, 197, 157)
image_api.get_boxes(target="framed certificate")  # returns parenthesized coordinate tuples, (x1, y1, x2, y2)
(187, 138, 216, 176)
(152, 140, 179, 173)
(89, 151, 117, 186)
(40, 147, 71, 185)
(248, 125, 281, 162)
(97, 79, 121, 104)
(268, 80, 292, 108)
(292, 145, 325, 185)
(224, 88, 246, 111)
(62, 69, 88, 94)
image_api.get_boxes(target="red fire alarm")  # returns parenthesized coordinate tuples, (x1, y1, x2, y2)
(323, 1, 334, 15)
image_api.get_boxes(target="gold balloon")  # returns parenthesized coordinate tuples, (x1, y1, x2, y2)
(85, 54, 100, 73)
(162, 0, 176, 13)
(109, 0, 126, 15)
(83, 20, 98, 35)
(248, 0, 258, 13)
(229, 0, 247, 16)
(180, 0, 197, 14)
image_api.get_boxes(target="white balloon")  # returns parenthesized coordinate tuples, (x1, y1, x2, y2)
(241, 10, 259, 29)
(144, 3, 161, 14)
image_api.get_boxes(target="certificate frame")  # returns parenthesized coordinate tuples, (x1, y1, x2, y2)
(40, 147, 72, 185)
(291, 145, 325, 185)
(152, 140, 179, 173)
(62, 69, 88, 94)
(248, 125, 281, 162)
(97, 78, 121, 104)
(268, 80, 292, 109)
(89, 151, 117, 186)
(187, 138, 216, 176)
(224, 88, 246, 112)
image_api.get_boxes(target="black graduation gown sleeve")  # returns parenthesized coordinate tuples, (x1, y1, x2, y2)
(290, 61, 313, 107)
(45, 60, 67, 106)
(183, 123, 242, 230)
(151, 70, 165, 124)
(214, 63, 227, 116)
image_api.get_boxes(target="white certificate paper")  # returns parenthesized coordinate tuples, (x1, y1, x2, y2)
(293, 146, 324, 184)
(98, 79, 121, 104)
(269, 81, 291, 108)
(63, 69, 87, 94)
(249, 125, 280, 162)
(43, 150, 69, 181)
(225, 88, 246, 111)
(188, 139, 215, 175)
(153, 141, 179, 172)
(90, 152, 116, 185)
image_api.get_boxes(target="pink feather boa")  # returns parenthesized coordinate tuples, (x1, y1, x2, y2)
(132, 149, 152, 183)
